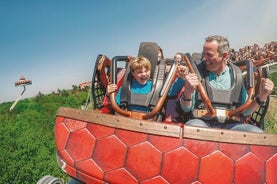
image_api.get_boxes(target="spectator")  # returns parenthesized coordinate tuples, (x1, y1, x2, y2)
(174, 52, 184, 65)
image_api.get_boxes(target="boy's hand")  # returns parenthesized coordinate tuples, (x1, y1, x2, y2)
(107, 84, 118, 95)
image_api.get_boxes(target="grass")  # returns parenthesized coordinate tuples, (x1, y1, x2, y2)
(265, 96, 277, 134)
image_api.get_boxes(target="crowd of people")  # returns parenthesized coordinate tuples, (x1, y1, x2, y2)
(172, 41, 277, 65)
(228, 41, 276, 63)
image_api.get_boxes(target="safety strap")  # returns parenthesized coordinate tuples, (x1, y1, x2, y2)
(194, 61, 242, 108)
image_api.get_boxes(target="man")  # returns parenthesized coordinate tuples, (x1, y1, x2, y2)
(179, 35, 274, 133)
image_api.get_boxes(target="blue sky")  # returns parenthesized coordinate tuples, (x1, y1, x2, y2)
(0, 0, 276, 103)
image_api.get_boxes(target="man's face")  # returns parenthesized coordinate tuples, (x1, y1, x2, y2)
(132, 66, 150, 85)
(202, 41, 226, 74)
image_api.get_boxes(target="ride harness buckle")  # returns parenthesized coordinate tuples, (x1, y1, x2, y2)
(216, 109, 227, 123)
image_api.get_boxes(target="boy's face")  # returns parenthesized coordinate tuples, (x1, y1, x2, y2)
(132, 66, 150, 85)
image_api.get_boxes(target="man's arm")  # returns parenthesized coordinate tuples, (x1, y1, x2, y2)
(179, 73, 200, 112)
(242, 78, 274, 116)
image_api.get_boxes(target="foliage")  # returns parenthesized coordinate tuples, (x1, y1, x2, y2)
(265, 96, 277, 134)
(269, 72, 277, 95)
(0, 88, 88, 184)
(264, 71, 277, 133)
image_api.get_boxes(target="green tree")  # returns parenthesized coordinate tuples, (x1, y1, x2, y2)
(0, 89, 88, 183)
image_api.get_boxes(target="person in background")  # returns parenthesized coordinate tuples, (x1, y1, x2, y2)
(179, 35, 274, 133)
(158, 46, 164, 61)
(174, 52, 184, 65)
(163, 53, 188, 122)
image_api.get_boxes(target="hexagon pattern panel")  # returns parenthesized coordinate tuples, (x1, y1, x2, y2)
(55, 117, 277, 184)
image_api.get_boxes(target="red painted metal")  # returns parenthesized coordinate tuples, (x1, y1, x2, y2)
(55, 113, 277, 184)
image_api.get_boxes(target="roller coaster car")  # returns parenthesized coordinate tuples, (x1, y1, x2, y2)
(55, 42, 277, 184)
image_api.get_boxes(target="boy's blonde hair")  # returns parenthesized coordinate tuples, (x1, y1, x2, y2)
(129, 56, 151, 72)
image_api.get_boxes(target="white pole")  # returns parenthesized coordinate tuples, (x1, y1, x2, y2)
(9, 85, 26, 111)
(9, 94, 23, 111)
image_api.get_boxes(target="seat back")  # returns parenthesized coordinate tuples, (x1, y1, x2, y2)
(138, 42, 159, 78)
(119, 42, 167, 111)
(91, 54, 111, 109)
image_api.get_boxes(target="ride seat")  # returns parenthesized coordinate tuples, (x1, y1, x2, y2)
(119, 42, 169, 113)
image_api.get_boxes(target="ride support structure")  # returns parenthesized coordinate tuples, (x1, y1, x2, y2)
(9, 76, 32, 111)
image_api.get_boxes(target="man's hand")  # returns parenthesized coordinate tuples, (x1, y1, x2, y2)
(184, 73, 200, 93)
(258, 78, 274, 101)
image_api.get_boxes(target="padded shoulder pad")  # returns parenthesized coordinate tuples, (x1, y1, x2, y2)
(191, 52, 202, 62)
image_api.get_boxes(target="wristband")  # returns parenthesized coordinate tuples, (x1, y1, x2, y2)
(255, 96, 266, 106)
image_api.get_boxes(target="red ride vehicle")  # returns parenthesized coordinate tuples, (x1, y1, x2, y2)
(50, 42, 277, 184)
